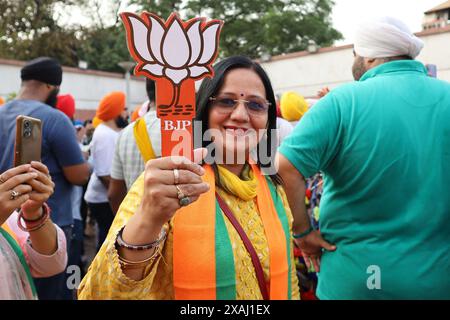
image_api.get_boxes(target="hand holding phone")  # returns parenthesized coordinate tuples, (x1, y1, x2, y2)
(14, 115, 42, 166)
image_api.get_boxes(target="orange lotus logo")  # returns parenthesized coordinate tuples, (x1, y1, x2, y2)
(120, 12, 223, 159)
(121, 12, 222, 112)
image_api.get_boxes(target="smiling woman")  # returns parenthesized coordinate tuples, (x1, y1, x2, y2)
(78, 56, 300, 300)
(196, 56, 279, 177)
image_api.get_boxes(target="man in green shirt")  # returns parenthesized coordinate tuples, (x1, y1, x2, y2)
(277, 17, 450, 299)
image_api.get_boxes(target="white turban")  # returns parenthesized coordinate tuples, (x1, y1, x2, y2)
(354, 17, 424, 59)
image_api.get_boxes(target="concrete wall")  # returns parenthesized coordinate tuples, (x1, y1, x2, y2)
(260, 26, 450, 98)
(0, 59, 147, 120)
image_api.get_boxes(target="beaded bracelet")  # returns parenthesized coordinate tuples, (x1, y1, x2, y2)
(293, 226, 314, 239)
(17, 203, 51, 232)
(116, 226, 167, 251)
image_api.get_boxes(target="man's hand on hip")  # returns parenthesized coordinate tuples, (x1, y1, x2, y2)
(295, 230, 336, 273)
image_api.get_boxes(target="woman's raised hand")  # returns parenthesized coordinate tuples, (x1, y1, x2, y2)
(20, 161, 55, 217)
(0, 164, 37, 224)
(136, 148, 210, 229)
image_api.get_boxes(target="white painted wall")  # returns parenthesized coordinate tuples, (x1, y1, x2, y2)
(0, 62, 147, 111)
(418, 31, 450, 80)
(262, 48, 354, 98)
(59, 72, 147, 110)
(260, 28, 450, 98)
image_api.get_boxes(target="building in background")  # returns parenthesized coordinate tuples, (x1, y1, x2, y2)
(423, 0, 450, 30)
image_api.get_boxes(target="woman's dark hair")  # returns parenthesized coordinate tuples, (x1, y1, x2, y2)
(146, 78, 156, 103)
(195, 55, 282, 186)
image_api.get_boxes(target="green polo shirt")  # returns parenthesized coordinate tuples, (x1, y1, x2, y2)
(279, 60, 450, 299)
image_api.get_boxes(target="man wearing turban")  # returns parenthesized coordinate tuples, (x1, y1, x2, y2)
(277, 17, 450, 299)
(352, 16, 424, 80)
(108, 79, 161, 214)
(56, 94, 76, 121)
(0, 57, 90, 300)
(84, 92, 128, 252)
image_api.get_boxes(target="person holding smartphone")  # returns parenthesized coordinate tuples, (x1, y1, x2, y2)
(0, 56, 90, 300)
(0, 162, 67, 300)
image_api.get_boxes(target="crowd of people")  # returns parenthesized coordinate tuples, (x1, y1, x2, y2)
(0, 16, 449, 300)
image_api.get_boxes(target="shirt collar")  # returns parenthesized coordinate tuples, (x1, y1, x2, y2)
(359, 60, 428, 82)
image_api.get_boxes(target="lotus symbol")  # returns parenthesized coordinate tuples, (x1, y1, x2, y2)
(121, 12, 222, 115)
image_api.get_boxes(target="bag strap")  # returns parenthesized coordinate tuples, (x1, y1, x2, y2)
(215, 192, 269, 300)
(133, 117, 156, 163)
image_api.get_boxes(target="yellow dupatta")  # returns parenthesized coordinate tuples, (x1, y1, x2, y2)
(133, 117, 156, 162)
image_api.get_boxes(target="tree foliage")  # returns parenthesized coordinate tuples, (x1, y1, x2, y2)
(0, 0, 342, 71)
(184, 0, 341, 58)
(0, 0, 80, 66)
(129, 0, 184, 19)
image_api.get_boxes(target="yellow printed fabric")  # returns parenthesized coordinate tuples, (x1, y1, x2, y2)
(78, 171, 300, 300)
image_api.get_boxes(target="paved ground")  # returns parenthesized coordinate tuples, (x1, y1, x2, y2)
(81, 217, 97, 274)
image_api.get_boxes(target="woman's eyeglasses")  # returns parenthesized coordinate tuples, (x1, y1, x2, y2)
(209, 96, 270, 116)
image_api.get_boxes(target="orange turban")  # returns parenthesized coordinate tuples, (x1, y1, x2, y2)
(95, 91, 126, 121)
(56, 94, 76, 119)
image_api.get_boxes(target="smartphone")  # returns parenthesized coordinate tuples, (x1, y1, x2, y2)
(14, 115, 42, 166)
(426, 64, 437, 78)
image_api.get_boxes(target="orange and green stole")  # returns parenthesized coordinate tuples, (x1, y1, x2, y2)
(0, 223, 38, 299)
(172, 164, 293, 300)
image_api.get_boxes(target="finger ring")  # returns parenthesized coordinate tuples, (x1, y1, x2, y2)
(179, 196, 190, 207)
(173, 169, 179, 185)
(175, 185, 185, 199)
(10, 190, 21, 200)
(0, 175, 5, 184)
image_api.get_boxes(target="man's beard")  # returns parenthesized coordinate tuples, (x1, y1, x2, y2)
(115, 115, 129, 129)
(352, 56, 367, 81)
(45, 88, 59, 108)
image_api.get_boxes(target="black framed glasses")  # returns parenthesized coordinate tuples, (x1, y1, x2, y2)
(209, 96, 270, 116)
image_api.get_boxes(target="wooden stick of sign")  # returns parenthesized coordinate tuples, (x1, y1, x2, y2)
(121, 12, 223, 160)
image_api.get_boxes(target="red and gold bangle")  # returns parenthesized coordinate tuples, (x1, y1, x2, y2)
(17, 203, 51, 232)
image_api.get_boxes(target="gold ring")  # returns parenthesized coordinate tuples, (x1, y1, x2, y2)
(10, 190, 20, 200)
(175, 185, 185, 199)
(173, 169, 180, 185)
